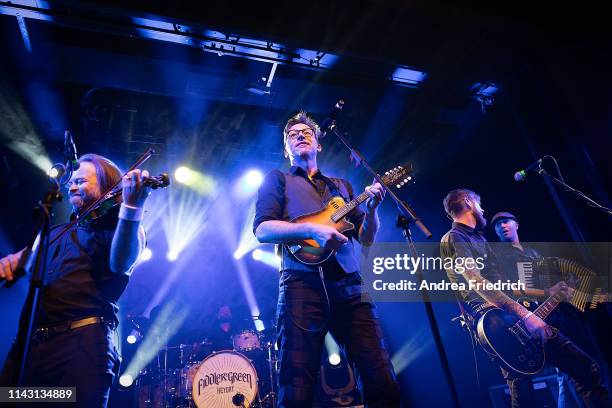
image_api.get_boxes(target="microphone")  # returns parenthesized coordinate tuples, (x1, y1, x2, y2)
(513, 158, 543, 182)
(319, 99, 344, 138)
(64, 130, 79, 172)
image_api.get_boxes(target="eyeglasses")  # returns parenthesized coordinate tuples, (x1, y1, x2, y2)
(286, 128, 316, 140)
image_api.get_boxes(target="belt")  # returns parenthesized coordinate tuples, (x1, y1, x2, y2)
(33, 316, 114, 343)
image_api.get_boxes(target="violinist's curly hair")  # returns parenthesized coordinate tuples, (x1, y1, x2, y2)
(78, 153, 122, 193)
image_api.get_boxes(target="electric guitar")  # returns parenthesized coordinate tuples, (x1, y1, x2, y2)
(285, 164, 413, 265)
(476, 293, 564, 375)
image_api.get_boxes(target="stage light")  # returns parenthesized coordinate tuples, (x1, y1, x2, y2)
(126, 334, 137, 344)
(251, 248, 280, 269)
(166, 250, 179, 262)
(174, 166, 215, 196)
(119, 374, 133, 387)
(139, 247, 152, 262)
(174, 166, 193, 184)
(328, 353, 341, 366)
(254, 318, 265, 332)
(245, 170, 263, 188)
(235, 169, 264, 198)
(391, 66, 427, 87)
(325, 333, 341, 366)
(120, 300, 190, 388)
(47, 166, 60, 179)
(252, 248, 263, 261)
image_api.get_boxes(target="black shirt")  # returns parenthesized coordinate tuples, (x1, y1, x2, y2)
(440, 222, 502, 313)
(40, 213, 129, 325)
(254, 166, 366, 274)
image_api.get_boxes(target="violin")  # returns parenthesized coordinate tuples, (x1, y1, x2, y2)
(1, 148, 169, 288)
(51, 148, 169, 244)
(76, 173, 170, 228)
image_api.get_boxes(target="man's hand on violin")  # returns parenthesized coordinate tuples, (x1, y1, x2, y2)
(122, 169, 152, 208)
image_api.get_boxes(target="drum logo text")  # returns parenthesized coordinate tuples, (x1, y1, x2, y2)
(197, 371, 253, 395)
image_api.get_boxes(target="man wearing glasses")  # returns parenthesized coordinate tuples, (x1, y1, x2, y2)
(253, 111, 400, 407)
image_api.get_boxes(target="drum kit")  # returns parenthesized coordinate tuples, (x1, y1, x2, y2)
(135, 321, 278, 408)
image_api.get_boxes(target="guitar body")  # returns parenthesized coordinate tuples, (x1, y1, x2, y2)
(282, 164, 413, 266)
(286, 197, 355, 265)
(476, 301, 545, 375)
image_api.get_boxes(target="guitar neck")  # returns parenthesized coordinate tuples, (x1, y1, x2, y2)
(533, 292, 564, 321)
(331, 191, 370, 222)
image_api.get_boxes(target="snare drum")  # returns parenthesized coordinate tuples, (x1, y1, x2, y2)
(232, 330, 261, 352)
(191, 350, 258, 408)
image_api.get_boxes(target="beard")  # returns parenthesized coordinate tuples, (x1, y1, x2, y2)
(474, 211, 487, 230)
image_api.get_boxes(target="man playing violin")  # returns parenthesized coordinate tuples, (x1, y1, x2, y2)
(0, 154, 151, 408)
(253, 112, 400, 407)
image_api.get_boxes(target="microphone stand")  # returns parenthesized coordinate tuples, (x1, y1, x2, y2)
(534, 163, 612, 217)
(9, 174, 63, 385)
(327, 120, 461, 407)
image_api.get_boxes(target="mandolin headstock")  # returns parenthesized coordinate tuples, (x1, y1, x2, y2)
(381, 164, 414, 189)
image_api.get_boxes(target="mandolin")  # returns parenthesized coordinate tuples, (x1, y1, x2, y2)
(285, 164, 413, 265)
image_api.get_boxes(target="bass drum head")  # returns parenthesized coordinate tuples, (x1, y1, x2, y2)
(191, 350, 258, 408)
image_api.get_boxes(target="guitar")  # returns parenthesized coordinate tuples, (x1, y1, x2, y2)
(285, 164, 413, 265)
(476, 293, 564, 375)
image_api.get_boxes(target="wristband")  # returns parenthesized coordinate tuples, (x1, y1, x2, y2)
(119, 203, 144, 222)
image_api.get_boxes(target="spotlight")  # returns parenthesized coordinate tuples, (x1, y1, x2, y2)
(250, 249, 280, 268)
(126, 334, 137, 344)
(328, 353, 341, 366)
(254, 318, 265, 332)
(174, 166, 193, 184)
(245, 170, 263, 188)
(139, 248, 152, 262)
(235, 169, 264, 198)
(119, 374, 134, 387)
(47, 167, 60, 179)
(166, 250, 179, 262)
(251, 248, 263, 261)
(174, 166, 215, 195)
(324, 333, 341, 366)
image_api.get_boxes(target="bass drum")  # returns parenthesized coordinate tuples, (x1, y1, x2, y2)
(191, 350, 258, 408)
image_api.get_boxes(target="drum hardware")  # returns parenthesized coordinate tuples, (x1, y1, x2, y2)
(136, 321, 279, 407)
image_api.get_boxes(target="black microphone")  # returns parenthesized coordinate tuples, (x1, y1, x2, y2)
(513, 158, 543, 182)
(64, 130, 79, 172)
(319, 99, 344, 138)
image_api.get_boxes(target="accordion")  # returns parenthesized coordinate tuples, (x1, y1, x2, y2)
(516, 257, 608, 312)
